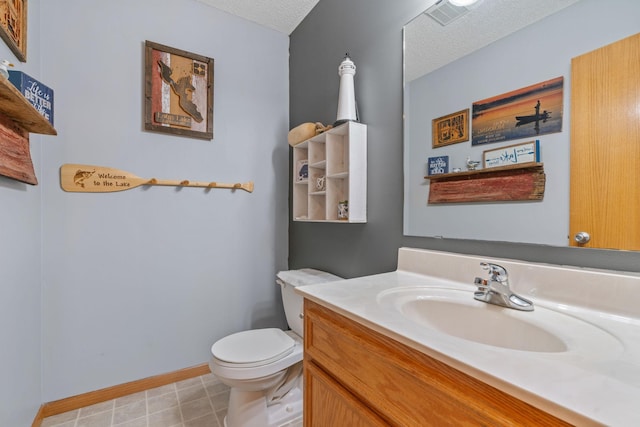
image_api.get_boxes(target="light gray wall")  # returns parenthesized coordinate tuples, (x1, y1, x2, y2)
(38, 0, 289, 402)
(0, 1, 44, 425)
(289, 0, 640, 278)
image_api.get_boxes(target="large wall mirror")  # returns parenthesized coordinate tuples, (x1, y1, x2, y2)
(403, 0, 640, 249)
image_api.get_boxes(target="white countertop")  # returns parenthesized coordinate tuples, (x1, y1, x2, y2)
(295, 248, 640, 426)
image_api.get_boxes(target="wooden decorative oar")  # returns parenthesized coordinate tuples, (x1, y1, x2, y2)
(60, 164, 254, 193)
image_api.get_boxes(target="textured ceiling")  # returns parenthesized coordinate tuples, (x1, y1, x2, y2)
(194, 0, 319, 35)
(405, 0, 582, 81)
(195, 0, 582, 81)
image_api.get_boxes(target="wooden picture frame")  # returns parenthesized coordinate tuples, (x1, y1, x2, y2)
(432, 109, 469, 148)
(0, 0, 27, 62)
(144, 40, 214, 140)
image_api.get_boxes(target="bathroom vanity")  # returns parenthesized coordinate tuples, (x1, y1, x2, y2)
(303, 300, 568, 426)
(297, 248, 640, 426)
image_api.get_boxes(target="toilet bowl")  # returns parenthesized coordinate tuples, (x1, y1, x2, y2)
(209, 269, 341, 427)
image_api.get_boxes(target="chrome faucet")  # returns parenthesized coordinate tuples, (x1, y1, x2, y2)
(473, 262, 534, 311)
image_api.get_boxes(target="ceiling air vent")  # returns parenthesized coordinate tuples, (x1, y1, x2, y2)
(425, 0, 469, 26)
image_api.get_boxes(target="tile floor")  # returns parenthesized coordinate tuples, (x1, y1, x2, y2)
(40, 373, 303, 427)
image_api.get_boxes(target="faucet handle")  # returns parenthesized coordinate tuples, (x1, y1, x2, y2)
(480, 262, 508, 282)
(474, 276, 488, 290)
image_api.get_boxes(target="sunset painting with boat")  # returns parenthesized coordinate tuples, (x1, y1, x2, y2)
(472, 76, 564, 146)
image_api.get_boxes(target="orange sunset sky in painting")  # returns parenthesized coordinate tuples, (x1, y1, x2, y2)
(472, 77, 564, 146)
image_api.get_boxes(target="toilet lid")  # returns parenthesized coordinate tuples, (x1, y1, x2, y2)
(211, 328, 295, 367)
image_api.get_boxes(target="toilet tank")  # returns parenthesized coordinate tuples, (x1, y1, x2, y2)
(276, 269, 342, 336)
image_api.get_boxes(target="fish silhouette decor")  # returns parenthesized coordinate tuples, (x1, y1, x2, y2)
(157, 60, 203, 123)
(144, 41, 214, 140)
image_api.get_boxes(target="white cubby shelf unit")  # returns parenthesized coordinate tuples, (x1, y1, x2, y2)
(292, 122, 367, 222)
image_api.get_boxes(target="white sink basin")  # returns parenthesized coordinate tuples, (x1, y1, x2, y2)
(377, 287, 622, 354)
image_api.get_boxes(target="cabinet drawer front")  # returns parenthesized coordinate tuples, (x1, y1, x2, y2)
(305, 360, 388, 427)
(304, 300, 570, 427)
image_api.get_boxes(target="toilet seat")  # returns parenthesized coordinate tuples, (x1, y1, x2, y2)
(210, 331, 303, 381)
(211, 328, 295, 368)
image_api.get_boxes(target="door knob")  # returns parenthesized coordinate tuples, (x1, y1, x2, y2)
(574, 231, 591, 244)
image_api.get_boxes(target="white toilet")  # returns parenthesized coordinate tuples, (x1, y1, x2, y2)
(209, 268, 341, 427)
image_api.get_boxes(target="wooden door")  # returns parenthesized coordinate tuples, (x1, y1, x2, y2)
(570, 33, 640, 250)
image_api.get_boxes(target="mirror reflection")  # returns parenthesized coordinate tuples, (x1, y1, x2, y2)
(403, 0, 640, 249)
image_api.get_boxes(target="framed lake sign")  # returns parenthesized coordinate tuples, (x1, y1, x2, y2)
(144, 40, 214, 140)
(483, 140, 540, 168)
(471, 77, 563, 146)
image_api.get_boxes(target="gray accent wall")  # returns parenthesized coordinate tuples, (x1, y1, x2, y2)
(289, 0, 423, 278)
(289, 0, 640, 277)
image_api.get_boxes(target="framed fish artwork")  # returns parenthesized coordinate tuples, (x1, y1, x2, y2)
(144, 40, 214, 140)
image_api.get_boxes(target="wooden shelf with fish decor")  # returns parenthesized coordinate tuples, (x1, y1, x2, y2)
(424, 162, 545, 204)
(0, 76, 57, 185)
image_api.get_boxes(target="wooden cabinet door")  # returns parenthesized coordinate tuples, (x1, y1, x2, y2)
(570, 33, 640, 250)
(304, 361, 388, 427)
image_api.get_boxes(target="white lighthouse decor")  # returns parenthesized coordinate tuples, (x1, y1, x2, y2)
(334, 53, 359, 127)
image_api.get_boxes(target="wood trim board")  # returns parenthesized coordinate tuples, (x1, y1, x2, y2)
(32, 363, 211, 427)
(426, 162, 545, 203)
